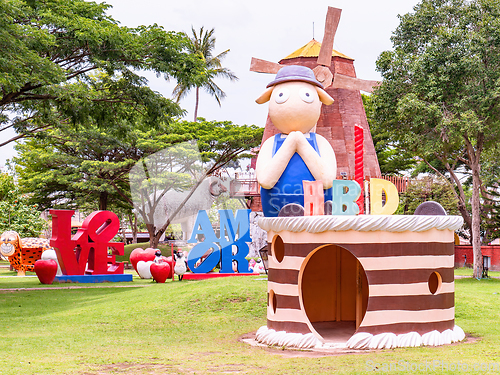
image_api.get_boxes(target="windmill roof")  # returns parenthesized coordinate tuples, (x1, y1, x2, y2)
(282, 39, 354, 61)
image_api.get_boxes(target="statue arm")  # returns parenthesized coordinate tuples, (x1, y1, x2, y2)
(296, 133, 336, 189)
(316, 135, 337, 188)
(256, 135, 297, 189)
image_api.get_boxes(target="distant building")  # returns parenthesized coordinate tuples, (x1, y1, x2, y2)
(455, 245, 500, 271)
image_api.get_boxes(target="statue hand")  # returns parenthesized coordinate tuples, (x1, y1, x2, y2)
(283, 131, 300, 150)
(294, 131, 312, 153)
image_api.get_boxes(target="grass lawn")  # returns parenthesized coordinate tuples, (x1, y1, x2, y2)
(454, 267, 500, 278)
(0, 268, 499, 374)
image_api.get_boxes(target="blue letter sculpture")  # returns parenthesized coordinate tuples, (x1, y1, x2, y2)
(187, 209, 252, 274)
(331, 180, 361, 215)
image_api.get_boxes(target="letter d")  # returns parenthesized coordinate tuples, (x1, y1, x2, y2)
(369, 178, 399, 215)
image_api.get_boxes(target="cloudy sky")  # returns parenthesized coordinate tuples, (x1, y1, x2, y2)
(1, 0, 421, 168)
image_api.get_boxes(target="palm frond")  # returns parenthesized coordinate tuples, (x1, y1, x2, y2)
(209, 67, 239, 82)
(203, 80, 226, 106)
(172, 84, 192, 103)
(214, 49, 230, 61)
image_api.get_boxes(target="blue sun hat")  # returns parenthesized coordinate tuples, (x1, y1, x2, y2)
(266, 65, 324, 89)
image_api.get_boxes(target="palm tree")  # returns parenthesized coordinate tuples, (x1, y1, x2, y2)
(173, 27, 238, 122)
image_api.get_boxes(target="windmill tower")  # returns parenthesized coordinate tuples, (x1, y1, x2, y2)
(251, 7, 381, 181)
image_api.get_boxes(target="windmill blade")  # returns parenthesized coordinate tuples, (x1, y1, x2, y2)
(250, 57, 283, 74)
(332, 73, 380, 93)
(317, 7, 342, 67)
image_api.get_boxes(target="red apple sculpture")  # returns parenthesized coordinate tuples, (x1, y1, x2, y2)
(164, 256, 174, 279)
(151, 262, 171, 283)
(129, 248, 156, 273)
(34, 259, 58, 284)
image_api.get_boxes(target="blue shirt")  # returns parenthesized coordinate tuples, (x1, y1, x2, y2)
(261, 133, 333, 217)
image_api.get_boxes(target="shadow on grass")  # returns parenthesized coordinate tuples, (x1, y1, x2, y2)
(0, 286, 135, 319)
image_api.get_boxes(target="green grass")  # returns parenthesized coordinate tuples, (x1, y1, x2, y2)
(454, 267, 500, 278)
(0, 271, 499, 374)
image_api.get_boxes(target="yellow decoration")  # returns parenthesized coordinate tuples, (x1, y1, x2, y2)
(369, 178, 399, 215)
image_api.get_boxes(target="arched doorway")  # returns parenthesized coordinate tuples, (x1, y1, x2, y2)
(299, 244, 369, 342)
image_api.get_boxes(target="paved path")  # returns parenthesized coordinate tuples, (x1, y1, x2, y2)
(0, 284, 151, 292)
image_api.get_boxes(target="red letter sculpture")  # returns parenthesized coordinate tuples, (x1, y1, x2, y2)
(50, 209, 124, 275)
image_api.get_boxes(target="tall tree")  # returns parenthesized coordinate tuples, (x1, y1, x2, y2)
(362, 94, 417, 175)
(172, 27, 238, 122)
(117, 119, 263, 248)
(373, 0, 500, 278)
(14, 116, 263, 247)
(476, 157, 500, 244)
(0, 0, 203, 147)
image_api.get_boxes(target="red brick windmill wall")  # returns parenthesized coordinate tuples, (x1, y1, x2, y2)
(260, 55, 381, 181)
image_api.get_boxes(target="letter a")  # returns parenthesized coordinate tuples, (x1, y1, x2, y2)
(187, 210, 218, 243)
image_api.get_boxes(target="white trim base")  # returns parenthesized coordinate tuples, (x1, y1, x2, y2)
(346, 325, 465, 349)
(254, 325, 466, 350)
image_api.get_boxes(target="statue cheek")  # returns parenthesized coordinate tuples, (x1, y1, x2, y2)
(269, 105, 292, 131)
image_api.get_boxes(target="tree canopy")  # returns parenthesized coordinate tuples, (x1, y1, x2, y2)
(13, 114, 263, 247)
(0, 0, 204, 146)
(14, 118, 262, 210)
(373, 0, 500, 277)
(362, 94, 416, 175)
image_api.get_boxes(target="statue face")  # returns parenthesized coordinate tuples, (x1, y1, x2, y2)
(0, 231, 18, 257)
(268, 81, 322, 134)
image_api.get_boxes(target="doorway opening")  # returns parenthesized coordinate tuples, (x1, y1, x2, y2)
(299, 244, 368, 343)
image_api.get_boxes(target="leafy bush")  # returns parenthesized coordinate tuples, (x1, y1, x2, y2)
(0, 173, 47, 237)
(397, 175, 459, 215)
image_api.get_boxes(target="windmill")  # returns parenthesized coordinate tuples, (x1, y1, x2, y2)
(250, 6, 381, 181)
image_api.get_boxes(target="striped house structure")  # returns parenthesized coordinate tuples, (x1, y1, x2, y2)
(255, 215, 466, 349)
